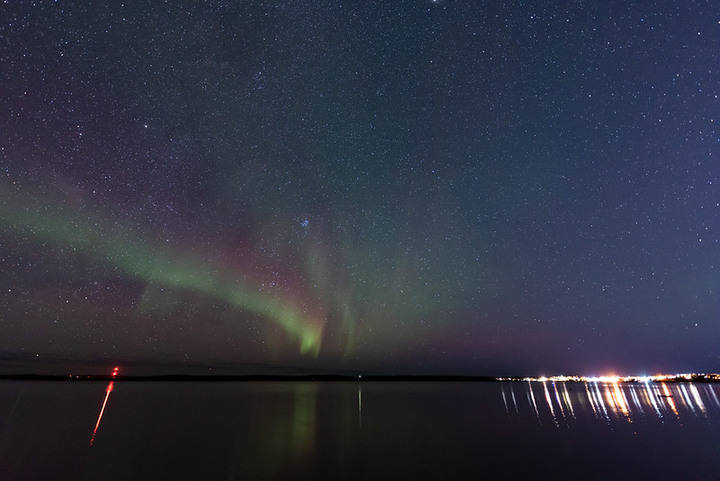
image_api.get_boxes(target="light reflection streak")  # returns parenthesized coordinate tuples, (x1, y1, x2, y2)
(527, 381, 540, 420)
(604, 384, 623, 417)
(592, 382, 610, 421)
(628, 384, 644, 416)
(501, 386, 509, 414)
(688, 384, 706, 416)
(644, 382, 662, 418)
(611, 382, 630, 419)
(706, 384, 720, 408)
(90, 367, 119, 446)
(542, 382, 559, 426)
(584, 383, 599, 419)
(661, 383, 679, 417)
(511, 381, 720, 425)
(679, 384, 695, 414)
(627, 384, 637, 411)
(510, 384, 519, 414)
(561, 384, 575, 419)
(552, 383, 567, 422)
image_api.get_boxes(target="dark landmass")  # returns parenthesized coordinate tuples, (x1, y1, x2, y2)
(1, 373, 719, 382)
(0, 373, 498, 382)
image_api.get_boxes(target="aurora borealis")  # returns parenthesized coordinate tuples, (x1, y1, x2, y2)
(1, 2, 719, 375)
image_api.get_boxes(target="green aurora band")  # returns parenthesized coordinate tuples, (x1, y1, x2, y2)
(0, 187, 324, 356)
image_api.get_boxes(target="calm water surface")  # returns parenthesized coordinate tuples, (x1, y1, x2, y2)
(1, 381, 719, 480)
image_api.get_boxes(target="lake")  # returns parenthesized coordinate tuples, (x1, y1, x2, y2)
(1, 380, 718, 480)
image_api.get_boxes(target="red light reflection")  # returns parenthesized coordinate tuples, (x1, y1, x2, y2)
(90, 367, 119, 445)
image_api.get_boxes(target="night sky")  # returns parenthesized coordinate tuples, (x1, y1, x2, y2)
(1, 1, 719, 376)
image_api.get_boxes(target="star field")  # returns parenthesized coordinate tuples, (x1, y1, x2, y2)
(1, 1, 719, 375)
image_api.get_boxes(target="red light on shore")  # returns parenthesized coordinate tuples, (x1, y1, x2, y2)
(111, 367, 119, 378)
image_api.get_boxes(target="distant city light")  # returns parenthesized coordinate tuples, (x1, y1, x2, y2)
(497, 373, 720, 383)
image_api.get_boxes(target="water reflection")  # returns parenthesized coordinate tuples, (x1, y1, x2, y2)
(358, 383, 362, 427)
(503, 381, 720, 425)
(90, 366, 119, 445)
(3, 381, 720, 480)
(231, 382, 319, 479)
